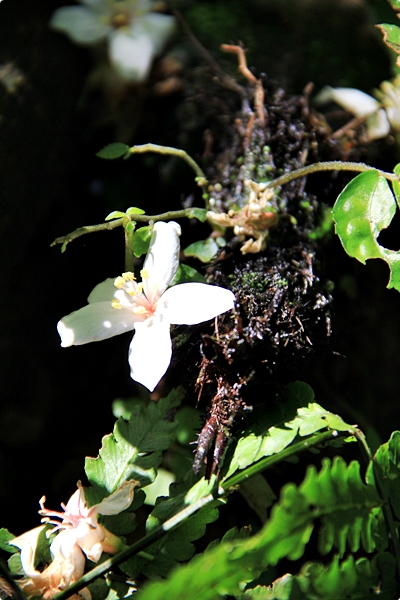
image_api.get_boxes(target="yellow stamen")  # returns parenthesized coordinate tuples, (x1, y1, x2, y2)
(127, 290, 137, 297)
(122, 272, 135, 281)
(114, 276, 125, 289)
(133, 306, 147, 314)
(137, 282, 144, 294)
(140, 269, 149, 280)
(111, 299, 122, 310)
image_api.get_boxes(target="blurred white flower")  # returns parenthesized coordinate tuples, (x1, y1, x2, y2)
(50, 0, 175, 82)
(315, 85, 390, 140)
(376, 75, 400, 133)
(57, 221, 235, 392)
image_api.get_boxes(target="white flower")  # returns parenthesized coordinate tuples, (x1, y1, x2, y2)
(10, 481, 137, 599)
(50, 0, 175, 82)
(57, 221, 235, 391)
(39, 480, 138, 562)
(315, 85, 390, 140)
(11, 525, 88, 600)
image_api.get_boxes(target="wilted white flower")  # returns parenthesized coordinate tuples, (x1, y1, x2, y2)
(50, 0, 175, 82)
(10, 481, 138, 600)
(57, 221, 235, 391)
(315, 85, 390, 140)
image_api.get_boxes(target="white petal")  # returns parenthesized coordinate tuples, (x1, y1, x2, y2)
(366, 109, 390, 140)
(50, 6, 111, 45)
(57, 302, 136, 347)
(129, 318, 172, 391)
(50, 530, 85, 584)
(134, 13, 176, 55)
(386, 106, 400, 132)
(10, 526, 46, 578)
(108, 29, 155, 82)
(315, 86, 380, 117)
(143, 221, 181, 296)
(160, 283, 235, 325)
(93, 480, 137, 516)
(87, 278, 118, 303)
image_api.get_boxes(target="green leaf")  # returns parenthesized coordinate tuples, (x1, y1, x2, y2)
(184, 238, 219, 263)
(332, 170, 396, 264)
(105, 211, 126, 221)
(376, 23, 400, 57)
(125, 221, 135, 233)
(225, 396, 355, 478)
(96, 143, 130, 160)
(122, 504, 219, 578)
(332, 171, 400, 292)
(170, 264, 207, 286)
(132, 226, 151, 258)
(85, 388, 184, 496)
(375, 431, 400, 519)
(187, 207, 208, 222)
(0, 528, 16, 553)
(392, 164, 400, 209)
(126, 207, 145, 215)
(386, 0, 400, 11)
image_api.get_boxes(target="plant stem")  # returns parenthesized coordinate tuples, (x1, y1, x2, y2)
(263, 160, 400, 190)
(53, 428, 348, 600)
(51, 209, 204, 252)
(129, 143, 208, 188)
(124, 225, 134, 272)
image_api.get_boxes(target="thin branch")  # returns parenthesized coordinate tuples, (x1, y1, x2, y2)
(263, 160, 400, 190)
(128, 143, 208, 187)
(51, 209, 202, 252)
(53, 428, 348, 600)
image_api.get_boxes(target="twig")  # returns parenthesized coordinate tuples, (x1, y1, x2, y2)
(128, 143, 208, 187)
(51, 209, 202, 252)
(263, 160, 400, 190)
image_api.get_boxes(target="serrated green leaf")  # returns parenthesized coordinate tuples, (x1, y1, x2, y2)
(85, 388, 184, 496)
(184, 238, 219, 263)
(376, 23, 400, 56)
(375, 431, 400, 520)
(132, 226, 151, 258)
(170, 264, 207, 286)
(96, 143, 130, 160)
(122, 503, 219, 579)
(240, 475, 276, 523)
(126, 207, 145, 215)
(187, 207, 208, 222)
(105, 211, 126, 221)
(225, 396, 355, 478)
(332, 171, 396, 264)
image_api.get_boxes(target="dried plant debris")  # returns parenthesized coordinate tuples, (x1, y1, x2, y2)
(171, 59, 345, 475)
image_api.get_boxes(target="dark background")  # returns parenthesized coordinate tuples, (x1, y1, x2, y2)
(1, 0, 400, 534)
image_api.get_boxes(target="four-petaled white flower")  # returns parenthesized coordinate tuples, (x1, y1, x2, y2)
(50, 0, 175, 82)
(57, 221, 235, 391)
(10, 481, 137, 600)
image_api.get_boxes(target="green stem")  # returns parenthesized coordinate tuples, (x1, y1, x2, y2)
(124, 225, 134, 272)
(129, 143, 208, 189)
(51, 209, 204, 253)
(53, 428, 347, 600)
(263, 160, 400, 190)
